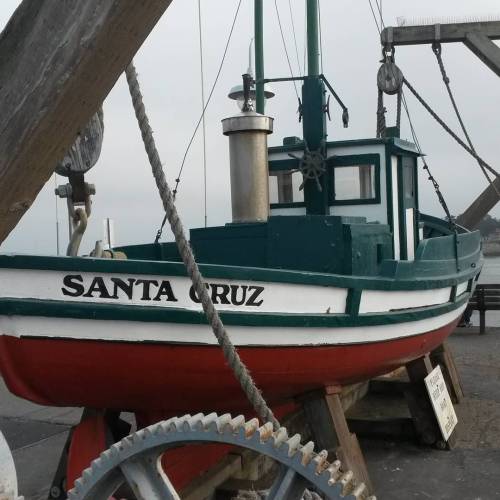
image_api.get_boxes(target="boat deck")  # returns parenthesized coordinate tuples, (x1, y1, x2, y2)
(1, 326, 499, 499)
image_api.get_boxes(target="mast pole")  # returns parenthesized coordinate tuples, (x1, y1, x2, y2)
(254, 0, 265, 113)
(302, 0, 327, 214)
(306, 0, 320, 76)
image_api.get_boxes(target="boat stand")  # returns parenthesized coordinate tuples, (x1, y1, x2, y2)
(348, 341, 463, 449)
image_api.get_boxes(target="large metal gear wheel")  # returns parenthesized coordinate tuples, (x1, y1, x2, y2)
(67, 413, 375, 500)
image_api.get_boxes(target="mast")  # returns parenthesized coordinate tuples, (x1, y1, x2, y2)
(254, 0, 265, 113)
(303, 0, 328, 214)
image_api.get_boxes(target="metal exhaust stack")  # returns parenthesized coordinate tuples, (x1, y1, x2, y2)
(222, 74, 273, 223)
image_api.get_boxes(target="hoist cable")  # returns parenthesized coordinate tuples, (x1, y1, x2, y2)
(367, 0, 381, 34)
(274, 0, 300, 100)
(288, 0, 303, 76)
(400, 91, 455, 226)
(403, 77, 500, 180)
(432, 42, 500, 196)
(154, 0, 243, 242)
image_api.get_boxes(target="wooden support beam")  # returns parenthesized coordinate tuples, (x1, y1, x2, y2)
(0, 0, 173, 244)
(457, 176, 500, 229)
(381, 21, 500, 46)
(429, 342, 464, 404)
(300, 387, 373, 494)
(464, 32, 500, 78)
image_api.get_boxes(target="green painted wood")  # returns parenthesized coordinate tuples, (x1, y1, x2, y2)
(254, 0, 264, 113)
(0, 294, 470, 329)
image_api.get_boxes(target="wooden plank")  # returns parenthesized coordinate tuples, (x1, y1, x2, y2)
(0, 0, 173, 244)
(325, 393, 373, 493)
(381, 21, 500, 46)
(404, 356, 443, 446)
(464, 32, 500, 78)
(430, 343, 464, 404)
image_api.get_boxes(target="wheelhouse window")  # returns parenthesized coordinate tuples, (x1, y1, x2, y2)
(269, 170, 304, 206)
(328, 154, 380, 205)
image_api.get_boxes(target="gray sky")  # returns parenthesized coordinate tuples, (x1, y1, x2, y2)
(1, 0, 500, 254)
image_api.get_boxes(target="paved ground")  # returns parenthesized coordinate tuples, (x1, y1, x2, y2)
(0, 327, 499, 499)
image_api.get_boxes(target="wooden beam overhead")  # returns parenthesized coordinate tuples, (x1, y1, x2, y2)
(0, 0, 173, 244)
(381, 21, 500, 46)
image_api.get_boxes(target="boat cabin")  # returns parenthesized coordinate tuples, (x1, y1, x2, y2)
(268, 136, 420, 261)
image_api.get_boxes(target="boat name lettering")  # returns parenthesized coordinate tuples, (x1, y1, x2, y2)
(61, 274, 178, 302)
(61, 275, 264, 307)
(189, 284, 264, 307)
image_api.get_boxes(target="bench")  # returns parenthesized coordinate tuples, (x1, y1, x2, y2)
(465, 284, 500, 334)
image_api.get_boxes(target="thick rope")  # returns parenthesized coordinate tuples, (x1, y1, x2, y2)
(432, 42, 500, 196)
(125, 62, 279, 430)
(376, 89, 386, 138)
(403, 77, 500, 180)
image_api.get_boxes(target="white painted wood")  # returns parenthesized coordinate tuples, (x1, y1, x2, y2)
(456, 281, 469, 297)
(270, 207, 307, 216)
(359, 287, 452, 314)
(406, 208, 415, 261)
(391, 156, 401, 260)
(0, 269, 348, 315)
(0, 304, 467, 346)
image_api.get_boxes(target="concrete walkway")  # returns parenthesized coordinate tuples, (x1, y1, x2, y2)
(0, 328, 499, 499)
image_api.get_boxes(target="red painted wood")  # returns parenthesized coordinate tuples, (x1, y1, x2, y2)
(66, 414, 107, 490)
(0, 319, 458, 415)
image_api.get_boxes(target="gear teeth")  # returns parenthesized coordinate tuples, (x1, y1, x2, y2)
(201, 412, 218, 430)
(228, 414, 245, 434)
(284, 433, 302, 457)
(272, 426, 288, 448)
(185, 413, 204, 431)
(300, 441, 315, 465)
(256, 422, 274, 442)
(352, 482, 368, 499)
(339, 470, 354, 495)
(326, 460, 342, 484)
(213, 413, 231, 433)
(244, 418, 260, 438)
(311, 449, 329, 474)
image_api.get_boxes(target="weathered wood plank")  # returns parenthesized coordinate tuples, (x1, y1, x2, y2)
(381, 21, 500, 46)
(0, 0, 173, 244)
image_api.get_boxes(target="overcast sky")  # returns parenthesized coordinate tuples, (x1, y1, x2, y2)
(1, 0, 500, 255)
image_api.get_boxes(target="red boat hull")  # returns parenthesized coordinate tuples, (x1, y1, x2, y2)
(0, 318, 457, 417)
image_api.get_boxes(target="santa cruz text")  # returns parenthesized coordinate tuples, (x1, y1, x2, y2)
(61, 275, 264, 307)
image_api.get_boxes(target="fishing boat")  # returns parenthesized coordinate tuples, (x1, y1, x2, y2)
(0, 0, 484, 496)
(0, 10, 481, 421)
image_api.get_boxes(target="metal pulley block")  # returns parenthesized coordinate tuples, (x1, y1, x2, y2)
(377, 61, 404, 95)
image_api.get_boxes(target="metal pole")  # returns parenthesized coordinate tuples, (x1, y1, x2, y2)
(255, 0, 265, 113)
(306, 0, 320, 76)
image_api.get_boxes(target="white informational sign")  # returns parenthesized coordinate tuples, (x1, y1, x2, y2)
(424, 365, 458, 441)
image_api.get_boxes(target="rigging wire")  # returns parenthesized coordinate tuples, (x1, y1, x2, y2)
(367, 0, 381, 34)
(303, 2, 307, 76)
(155, 0, 243, 242)
(375, 0, 385, 29)
(274, 0, 300, 100)
(288, 0, 303, 76)
(197, 0, 208, 228)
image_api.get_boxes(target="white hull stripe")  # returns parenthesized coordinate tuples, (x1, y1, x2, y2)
(0, 304, 466, 346)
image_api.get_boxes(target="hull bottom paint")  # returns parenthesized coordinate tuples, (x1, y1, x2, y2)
(0, 318, 459, 415)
